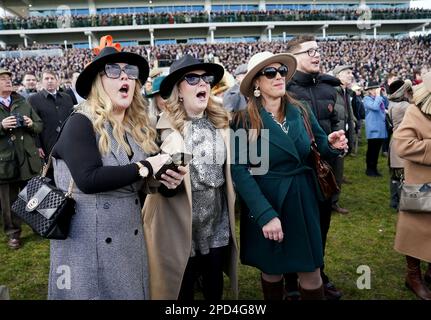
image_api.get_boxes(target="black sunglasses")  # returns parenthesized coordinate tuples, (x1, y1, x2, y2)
(182, 73, 215, 86)
(104, 63, 139, 80)
(258, 65, 288, 79)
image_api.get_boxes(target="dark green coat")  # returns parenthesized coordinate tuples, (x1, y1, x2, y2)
(231, 104, 339, 274)
(0, 92, 43, 183)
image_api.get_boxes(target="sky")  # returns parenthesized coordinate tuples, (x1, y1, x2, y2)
(410, 0, 431, 9)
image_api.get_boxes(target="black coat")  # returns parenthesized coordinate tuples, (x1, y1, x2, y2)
(287, 71, 340, 135)
(28, 90, 74, 156)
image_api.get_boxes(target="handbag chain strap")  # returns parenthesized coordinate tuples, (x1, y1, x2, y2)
(41, 152, 75, 198)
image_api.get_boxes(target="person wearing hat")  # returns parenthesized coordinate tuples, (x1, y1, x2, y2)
(392, 71, 431, 300)
(48, 35, 185, 300)
(363, 81, 388, 177)
(330, 64, 356, 215)
(223, 63, 248, 112)
(145, 75, 167, 118)
(142, 54, 238, 300)
(350, 82, 365, 154)
(387, 79, 413, 210)
(0, 68, 43, 250)
(231, 51, 347, 300)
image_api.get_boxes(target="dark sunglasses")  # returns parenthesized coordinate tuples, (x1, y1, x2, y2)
(182, 73, 215, 86)
(104, 63, 139, 80)
(258, 65, 288, 79)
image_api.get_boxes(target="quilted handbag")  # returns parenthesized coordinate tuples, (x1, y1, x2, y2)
(11, 160, 75, 240)
(399, 182, 431, 213)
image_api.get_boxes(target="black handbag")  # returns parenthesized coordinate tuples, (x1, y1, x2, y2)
(11, 157, 76, 240)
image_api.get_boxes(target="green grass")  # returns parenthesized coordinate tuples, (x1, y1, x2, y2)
(0, 137, 427, 300)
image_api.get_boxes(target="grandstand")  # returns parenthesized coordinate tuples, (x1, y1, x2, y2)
(0, 0, 430, 48)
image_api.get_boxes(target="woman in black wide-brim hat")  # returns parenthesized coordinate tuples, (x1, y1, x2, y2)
(142, 54, 239, 300)
(48, 35, 185, 300)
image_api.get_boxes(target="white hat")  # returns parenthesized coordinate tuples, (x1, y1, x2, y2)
(240, 51, 297, 97)
(423, 71, 431, 93)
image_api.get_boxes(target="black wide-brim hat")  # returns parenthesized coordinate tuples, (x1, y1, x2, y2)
(76, 36, 149, 99)
(159, 54, 224, 99)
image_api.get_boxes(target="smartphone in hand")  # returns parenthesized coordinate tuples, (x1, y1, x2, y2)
(154, 152, 192, 180)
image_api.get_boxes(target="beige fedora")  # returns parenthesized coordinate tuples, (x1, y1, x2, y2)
(240, 51, 297, 97)
(423, 71, 431, 93)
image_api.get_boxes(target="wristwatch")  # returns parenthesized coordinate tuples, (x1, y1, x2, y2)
(135, 161, 149, 178)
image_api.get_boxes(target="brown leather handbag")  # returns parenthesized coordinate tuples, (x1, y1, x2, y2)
(302, 115, 340, 200)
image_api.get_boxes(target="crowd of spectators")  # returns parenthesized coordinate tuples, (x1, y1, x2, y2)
(1, 8, 430, 30)
(1, 35, 430, 90)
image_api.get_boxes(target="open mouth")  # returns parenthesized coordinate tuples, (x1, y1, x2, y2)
(196, 90, 207, 100)
(119, 84, 129, 95)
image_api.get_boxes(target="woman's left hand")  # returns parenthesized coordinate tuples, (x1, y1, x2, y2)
(328, 129, 348, 151)
(159, 166, 188, 189)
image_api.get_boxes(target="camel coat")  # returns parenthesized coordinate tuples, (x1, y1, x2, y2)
(142, 113, 238, 299)
(392, 104, 431, 262)
(388, 100, 409, 169)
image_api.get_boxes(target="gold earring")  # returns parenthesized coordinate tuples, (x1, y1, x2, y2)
(253, 86, 261, 98)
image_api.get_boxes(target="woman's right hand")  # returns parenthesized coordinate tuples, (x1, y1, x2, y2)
(145, 153, 171, 174)
(262, 217, 284, 243)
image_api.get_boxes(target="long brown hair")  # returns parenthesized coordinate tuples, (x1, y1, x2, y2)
(233, 91, 308, 140)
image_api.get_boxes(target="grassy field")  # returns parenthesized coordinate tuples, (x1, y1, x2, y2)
(0, 137, 425, 300)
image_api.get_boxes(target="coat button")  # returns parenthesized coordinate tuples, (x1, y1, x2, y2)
(134, 229, 138, 235)
(103, 202, 111, 209)
(105, 237, 112, 244)
(135, 199, 139, 205)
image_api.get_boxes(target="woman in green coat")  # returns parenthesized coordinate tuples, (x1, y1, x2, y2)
(231, 52, 347, 300)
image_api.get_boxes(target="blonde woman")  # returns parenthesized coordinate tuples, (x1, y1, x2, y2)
(392, 71, 431, 300)
(48, 36, 184, 300)
(142, 55, 238, 300)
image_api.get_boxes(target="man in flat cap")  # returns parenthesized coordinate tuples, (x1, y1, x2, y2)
(330, 64, 356, 214)
(0, 68, 43, 249)
(223, 63, 248, 112)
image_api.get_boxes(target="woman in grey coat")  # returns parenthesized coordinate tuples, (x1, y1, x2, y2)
(48, 35, 185, 300)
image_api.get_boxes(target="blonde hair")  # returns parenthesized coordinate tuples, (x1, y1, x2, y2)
(82, 74, 159, 156)
(165, 84, 230, 133)
(413, 82, 431, 115)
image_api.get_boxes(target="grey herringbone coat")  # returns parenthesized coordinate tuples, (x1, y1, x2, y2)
(48, 118, 150, 300)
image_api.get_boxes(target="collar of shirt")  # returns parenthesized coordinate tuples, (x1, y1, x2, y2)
(0, 96, 11, 107)
(43, 89, 58, 99)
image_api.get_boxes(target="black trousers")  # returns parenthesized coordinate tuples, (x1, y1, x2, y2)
(0, 181, 24, 239)
(178, 246, 227, 301)
(366, 138, 384, 173)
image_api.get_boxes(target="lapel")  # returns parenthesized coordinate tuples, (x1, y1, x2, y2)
(105, 122, 131, 166)
(259, 107, 300, 162)
(156, 113, 193, 209)
(127, 131, 146, 163)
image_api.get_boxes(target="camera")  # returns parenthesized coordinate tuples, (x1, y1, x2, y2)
(11, 112, 25, 128)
